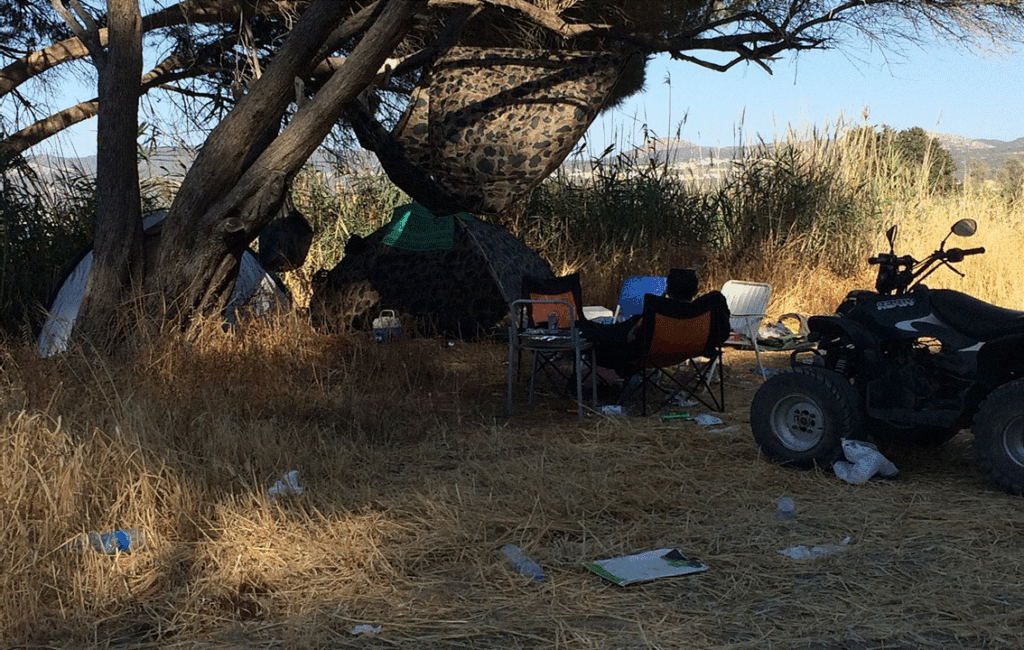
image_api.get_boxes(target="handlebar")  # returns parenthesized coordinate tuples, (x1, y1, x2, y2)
(870, 226, 984, 295)
(957, 247, 986, 256)
(868, 253, 915, 266)
(943, 247, 985, 263)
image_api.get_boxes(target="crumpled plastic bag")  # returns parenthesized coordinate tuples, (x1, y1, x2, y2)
(759, 321, 795, 339)
(266, 469, 305, 499)
(832, 439, 898, 485)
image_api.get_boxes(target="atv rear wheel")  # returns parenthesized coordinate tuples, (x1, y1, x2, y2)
(750, 366, 861, 469)
(973, 379, 1024, 495)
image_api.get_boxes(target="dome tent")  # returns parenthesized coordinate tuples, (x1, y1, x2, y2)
(309, 202, 553, 337)
(37, 211, 289, 357)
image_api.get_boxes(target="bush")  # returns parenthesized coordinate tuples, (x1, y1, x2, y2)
(0, 155, 93, 336)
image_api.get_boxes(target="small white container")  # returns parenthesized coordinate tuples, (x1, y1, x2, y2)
(372, 310, 402, 342)
(777, 496, 796, 519)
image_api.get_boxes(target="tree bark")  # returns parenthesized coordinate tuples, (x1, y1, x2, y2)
(72, 0, 145, 354)
(152, 0, 426, 330)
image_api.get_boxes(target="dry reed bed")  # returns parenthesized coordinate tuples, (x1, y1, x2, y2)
(3, 330, 1023, 650)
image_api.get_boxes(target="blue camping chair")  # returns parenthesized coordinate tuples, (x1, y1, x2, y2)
(612, 276, 668, 322)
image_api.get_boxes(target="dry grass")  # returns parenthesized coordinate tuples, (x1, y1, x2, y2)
(4, 159, 1023, 648)
(4, 305, 1024, 649)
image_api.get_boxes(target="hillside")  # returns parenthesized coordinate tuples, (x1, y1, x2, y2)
(927, 132, 1024, 179)
(603, 133, 1024, 183)
(25, 133, 1024, 186)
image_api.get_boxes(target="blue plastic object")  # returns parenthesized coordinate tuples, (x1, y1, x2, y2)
(500, 544, 545, 581)
(79, 529, 144, 554)
(615, 276, 668, 321)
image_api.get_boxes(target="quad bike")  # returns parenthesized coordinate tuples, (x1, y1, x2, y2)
(750, 219, 1024, 494)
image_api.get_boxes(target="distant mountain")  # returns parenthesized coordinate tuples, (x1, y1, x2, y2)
(603, 133, 1023, 182)
(23, 146, 379, 185)
(927, 132, 1024, 179)
(24, 133, 1022, 186)
(612, 137, 741, 164)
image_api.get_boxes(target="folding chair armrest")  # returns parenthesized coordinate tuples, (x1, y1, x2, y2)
(510, 299, 579, 329)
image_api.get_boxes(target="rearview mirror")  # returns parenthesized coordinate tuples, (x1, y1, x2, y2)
(885, 224, 898, 252)
(951, 219, 977, 238)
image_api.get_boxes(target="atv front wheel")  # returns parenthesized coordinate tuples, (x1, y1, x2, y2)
(750, 366, 861, 469)
(973, 379, 1024, 495)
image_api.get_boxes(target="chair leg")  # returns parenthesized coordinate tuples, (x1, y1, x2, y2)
(507, 340, 516, 415)
(751, 339, 767, 379)
(527, 351, 539, 404)
(641, 367, 651, 416)
(646, 354, 727, 414)
(693, 354, 725, 412)
(574, 346, 584, 420)
(589, 349, 598, 407)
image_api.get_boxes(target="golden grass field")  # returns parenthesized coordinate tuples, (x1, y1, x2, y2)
(1, 198, 1022, 649)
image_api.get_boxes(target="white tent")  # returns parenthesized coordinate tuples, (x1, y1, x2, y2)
(37, 212, 289, 357)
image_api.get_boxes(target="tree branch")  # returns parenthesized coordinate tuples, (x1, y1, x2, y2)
(50, 0, 106, 67)
(2, 1, 246, 99)
(159, 0, 429, 325)
(428, 0, 610, 38)
(0, 55, 218, 157)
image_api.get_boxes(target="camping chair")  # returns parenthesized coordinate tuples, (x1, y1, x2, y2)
(612, 276, 668, 322)
(618, 292, 729, 416)
(507, 273, 598, 419)
(720, 280, 772, 379)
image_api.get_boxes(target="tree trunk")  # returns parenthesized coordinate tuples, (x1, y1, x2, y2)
(73, 0, 144, 354)
(151, 0, 426, 332)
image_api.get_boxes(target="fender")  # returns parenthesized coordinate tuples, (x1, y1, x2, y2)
(976, 333, 1024, 389)
(807, 315, 876, 350)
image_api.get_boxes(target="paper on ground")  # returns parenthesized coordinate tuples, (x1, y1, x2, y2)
(584, 548, 707, 586)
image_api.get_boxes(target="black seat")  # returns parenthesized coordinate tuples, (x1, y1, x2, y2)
(930, 289, 1024, 342)
(618, 291, 731, 415)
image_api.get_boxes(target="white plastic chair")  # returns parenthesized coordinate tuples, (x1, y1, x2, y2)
(720, 280, 772, 378)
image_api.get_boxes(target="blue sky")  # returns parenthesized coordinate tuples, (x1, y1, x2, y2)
(585, 39, 1023, 153)
(45, 35, 1023, 158)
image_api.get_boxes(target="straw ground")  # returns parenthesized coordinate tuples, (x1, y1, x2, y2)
(4, 318, 1024, 649)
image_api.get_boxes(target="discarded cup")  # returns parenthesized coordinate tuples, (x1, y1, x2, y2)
(777, 496, 796, 519)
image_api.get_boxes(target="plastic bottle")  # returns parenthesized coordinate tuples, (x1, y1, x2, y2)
(500, 544, 545, 581)
(779, 536, 851, 561)
(78, 528, 145, 554)
(777, 496, 796, 519)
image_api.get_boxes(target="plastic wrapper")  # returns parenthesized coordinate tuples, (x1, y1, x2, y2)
(832, 439, 898, 485)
